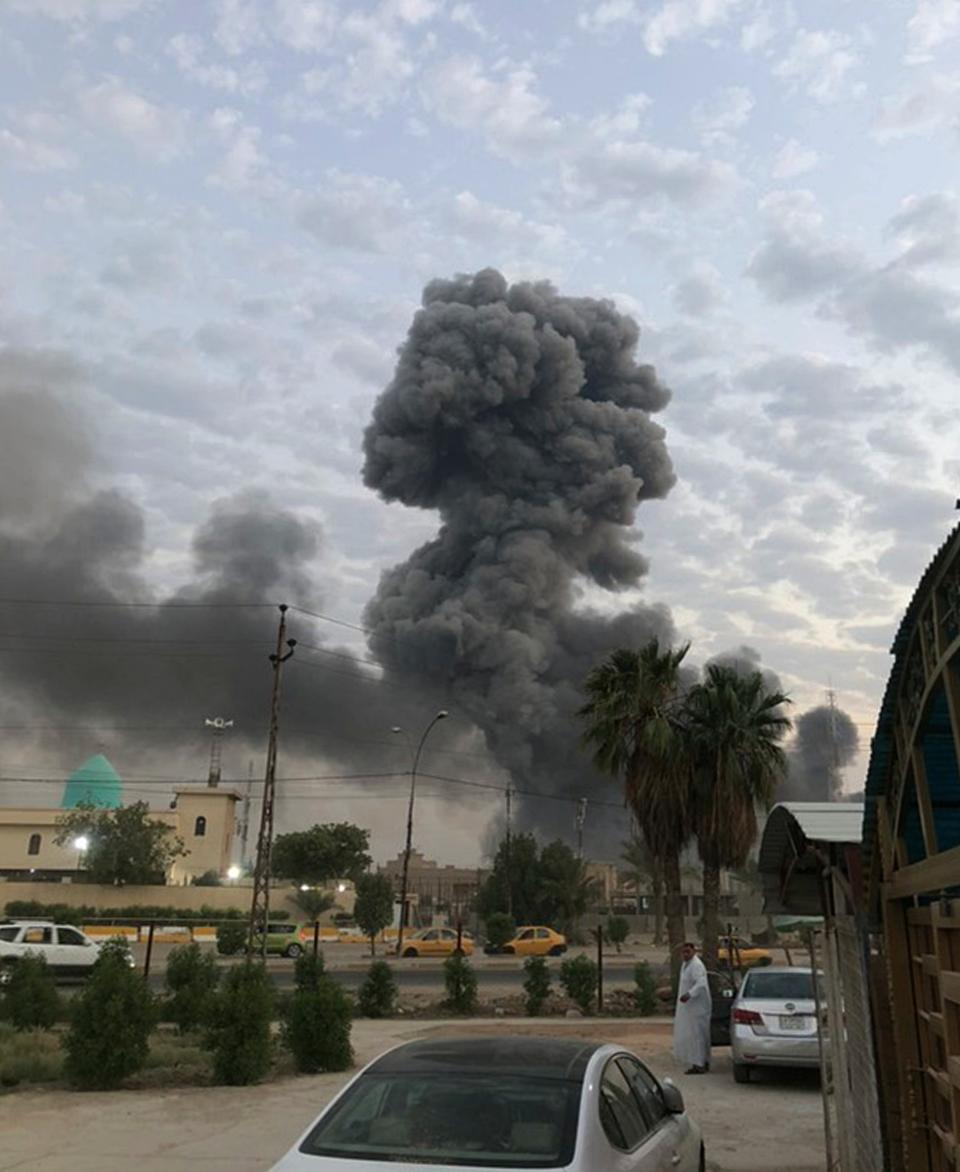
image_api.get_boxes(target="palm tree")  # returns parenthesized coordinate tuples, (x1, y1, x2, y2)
(580, 641, 693, 981)
(621, 832, 665, 945)
(292, 887, 337, 924)
(684, 664, 790, 971)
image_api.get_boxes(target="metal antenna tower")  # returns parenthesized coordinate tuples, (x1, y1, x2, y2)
(246, 605, 296, 958)
(203, 716, 234, 788)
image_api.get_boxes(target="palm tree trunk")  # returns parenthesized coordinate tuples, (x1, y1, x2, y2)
(663, 847, 684, 988)
(652, 862, 665, 947)
(701, 850, 721, 972)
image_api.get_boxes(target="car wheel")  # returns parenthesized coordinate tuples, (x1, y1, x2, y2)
(756, 956, 773, 967)
(733, 1062, 751, 1084)
(549, 945, 564, 956)
(285, 943, 304, 959)
(403, 947, 418, 958)
(503, 945, 515, 955)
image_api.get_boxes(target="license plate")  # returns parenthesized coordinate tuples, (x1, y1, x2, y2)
(780, 1015, 807, 1031)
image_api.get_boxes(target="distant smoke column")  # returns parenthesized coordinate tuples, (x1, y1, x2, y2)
(782, 705, 860, 801)
(362, 269, 676, 828)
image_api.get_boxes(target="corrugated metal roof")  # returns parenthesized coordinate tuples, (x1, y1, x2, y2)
(775, 802, 865, 844)
(758, 802, 865, 916)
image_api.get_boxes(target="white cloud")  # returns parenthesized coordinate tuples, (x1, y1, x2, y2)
(274, 0, 338, 52)
(562, 139, 739, 208)
(774, 29, 862, 104)
(872, 73, 960, 142)
(77, 77, 188, 160)
(906, 0, 960, 63)
(691, 85, 753, 145)
(421, 56, 563, 161)
(578, 0, 641, 33)
(449, 191, 569, 256)
(8, 0, 148, 20)
(297, 12, 417, 117)
(213, 0, 265, 55)
(589, 93, 652, 138)
(671, 264, 727, 315)
(295, 170, 413, 253)
(207, 108, 276, 193)
(771, 139, 821, 180)
(579, 0, 747, 54)
(740, 6, 776, 51)
(167, 33, 266, 95)
(0, 127, 76, 171)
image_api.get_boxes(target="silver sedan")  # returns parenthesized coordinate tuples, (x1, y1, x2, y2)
(268, 1036, 705, 1171)
(730, 966, 822, 1083)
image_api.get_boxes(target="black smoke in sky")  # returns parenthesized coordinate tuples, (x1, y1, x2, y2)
(781, 704, 860, 802)
(362, 269, 676, 844)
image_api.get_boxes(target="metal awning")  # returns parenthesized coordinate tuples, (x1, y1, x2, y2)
(758, 802, 865, 916)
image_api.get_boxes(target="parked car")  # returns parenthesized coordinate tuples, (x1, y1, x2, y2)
(266, 922, 307, 958)
(268, 1036, 705, 1171)
(0, 920, 133, 983)
(717, 936, 773, 970)
(400, 927, 474, 958)
(707, 968, 738, 1047)
(500, 925, 568, 957)
(730, 966, 821, 1083)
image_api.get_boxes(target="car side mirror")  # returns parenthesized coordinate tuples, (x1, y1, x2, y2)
(661, 1079, 685, 1115)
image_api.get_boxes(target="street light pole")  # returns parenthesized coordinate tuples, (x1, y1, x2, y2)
(393, 710, 448, 955)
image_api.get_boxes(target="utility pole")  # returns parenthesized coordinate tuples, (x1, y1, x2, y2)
(204, 716, 233, 787)
(247, 605, 296, 958)
(239, 759, 253, 865)
(505, 782, 513, 918)
(576, 797, 588, 860)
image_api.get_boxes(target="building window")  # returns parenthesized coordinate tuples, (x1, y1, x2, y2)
(27, 833, 41, 856)
(194, 816, 207, 838)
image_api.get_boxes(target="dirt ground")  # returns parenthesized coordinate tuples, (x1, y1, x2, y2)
(0, 1017, 825, 1172)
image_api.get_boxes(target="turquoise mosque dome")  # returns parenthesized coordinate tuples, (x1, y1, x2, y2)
(60, 754, 122, 809)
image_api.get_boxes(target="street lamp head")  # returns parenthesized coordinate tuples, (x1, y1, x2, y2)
(391, 726, 403, 734)
(73, 835, 90, 853)
(436, 710, 449, 720)
(226, 865, 241, 881)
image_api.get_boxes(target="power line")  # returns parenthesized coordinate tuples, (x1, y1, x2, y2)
(0, 598, 275, 609)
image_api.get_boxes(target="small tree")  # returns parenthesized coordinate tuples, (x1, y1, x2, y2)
(192, 870, 221, 887)
(55, 801, 186, 886)
(606, 916, 629, 953)
(634, 961, 657, 1015)
(280, 950, 352, 1073)
(216, 921, 246, 955)
(354, 873, 395, 956)
(165, 942, 219, 1033)
(2, 955, 60, 1031)
(560, 954, 598, 1015)
(484, 912, 516, 952)
(293, 888, 337, 924)
(64, 939, 156, 1089)
(357, 960, 398, 1018)
(522, 956, 551, 1017)
(443, 954, 478, 1014)
(272, 823, 371, 885)
(205, 962, 274, 1085)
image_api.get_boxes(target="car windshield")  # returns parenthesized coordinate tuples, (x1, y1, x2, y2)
(300, 1072, 581, 1167)
(744, 971, 815, 1000)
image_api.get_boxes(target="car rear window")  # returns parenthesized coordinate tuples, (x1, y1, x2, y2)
(744, 971, 815, 1000)
(300, 1072, 581, 1167)
(0, 926, 19, 942)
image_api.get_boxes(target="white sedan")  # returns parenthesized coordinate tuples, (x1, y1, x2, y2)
(269, 1036, 705, 1171)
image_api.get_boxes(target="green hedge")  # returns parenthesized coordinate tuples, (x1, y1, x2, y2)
(2, 900, 248, 924)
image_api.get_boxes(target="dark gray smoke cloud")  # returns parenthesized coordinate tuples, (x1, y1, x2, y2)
(362, 269, 676, 851)
(781, 704, 859, 802)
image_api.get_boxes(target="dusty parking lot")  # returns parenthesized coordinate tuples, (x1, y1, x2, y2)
(0, 1018, 824, 1172)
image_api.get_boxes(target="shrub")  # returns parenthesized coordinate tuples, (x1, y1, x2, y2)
(484, 912, 516, 952)
(522, 956, 551, 1016)
(64, 938, 156, 1089)
(560, 954, 597, 1015)
(282, 975, 353, 1073)
(293, 951, 325, 989)
(606, 917, 629, 953)
(205, 961, 274, 1085)
(216, 921, 247, 956)
(357, 960, 398, 1018)
(192, 870, 222, 887)
(443, 954, 478, 1014)
(634, 961, 658, 1015)
(165, 943, 219, 1033)
(0, 1024, 63, 1086)
(3, 900, 245, 923)
(2, 955, 61, 1031)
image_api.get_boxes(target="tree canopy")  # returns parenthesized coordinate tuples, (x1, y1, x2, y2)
(272, 823, 371, 885)
(55, 802, 186, 886)
(477, 834, 594, 934)
(354, 872, 395, 954)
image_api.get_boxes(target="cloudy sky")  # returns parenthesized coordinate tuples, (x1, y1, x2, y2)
(1, 0, 959, 860)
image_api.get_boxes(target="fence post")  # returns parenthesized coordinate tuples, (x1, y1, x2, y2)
(313, 920, 320, 959)
(143, 922, 156, 982)
(456, 920, 463, 954)
(596, 926, 604, 1014)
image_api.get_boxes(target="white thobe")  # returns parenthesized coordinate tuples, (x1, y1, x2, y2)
(673, 955, 712, 1068)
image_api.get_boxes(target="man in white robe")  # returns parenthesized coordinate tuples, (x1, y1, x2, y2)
(673, 942, 712, 1074)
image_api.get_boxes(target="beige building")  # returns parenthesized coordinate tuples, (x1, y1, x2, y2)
(380, 849, 485, 921)
(0, 753, 242, 885)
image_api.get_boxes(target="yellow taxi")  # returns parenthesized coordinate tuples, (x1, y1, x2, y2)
(502, 926, 567, 957)
(400, 927, 474, 958)
(717, 935, 773, 969)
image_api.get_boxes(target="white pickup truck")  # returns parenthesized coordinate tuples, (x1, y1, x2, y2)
(0, 920, 124, 983)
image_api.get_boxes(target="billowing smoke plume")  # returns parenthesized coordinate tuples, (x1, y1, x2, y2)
(781, 705, 860, 801)
(362, 269, 676, 845)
